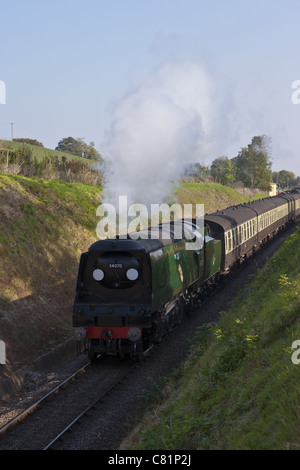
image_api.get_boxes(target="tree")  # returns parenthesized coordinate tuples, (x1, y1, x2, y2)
(272, 170, 296, 189)
(78, 139, 100, 161)
(210, 156, 236, 185)
(233, 135, 272, 190)
(13, 138, 44, 147)
(55, 137, 82, 156)
(183, 162, 210, 181)
(55, 137, 101, 160)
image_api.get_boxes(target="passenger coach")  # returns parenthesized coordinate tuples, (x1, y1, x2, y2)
(204, 191, 300, 272)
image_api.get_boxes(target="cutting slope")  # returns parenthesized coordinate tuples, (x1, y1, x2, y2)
(0, 175, 266, 374)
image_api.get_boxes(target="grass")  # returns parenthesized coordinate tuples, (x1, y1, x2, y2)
(0, 173, 102, 370)
(124, 227, 300, 450)
(0, 175, 101, 254)
(174, 181, 268, 214)
(0, 139, 91, 163)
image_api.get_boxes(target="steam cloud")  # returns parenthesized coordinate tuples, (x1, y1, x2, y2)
(101, 61, 219, 209)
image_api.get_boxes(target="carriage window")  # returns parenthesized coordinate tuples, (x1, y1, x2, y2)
(233, 228, 237, 248)
(228, 232, 232, 251)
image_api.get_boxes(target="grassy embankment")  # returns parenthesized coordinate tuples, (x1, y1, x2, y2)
(0, 139, 101, 186)
(0, 139, 91, 163)
(175, 182, 267, 215)
(123, 226, 300, 450)
(0, 174, 101, 373)
(0, 175, 267, 374)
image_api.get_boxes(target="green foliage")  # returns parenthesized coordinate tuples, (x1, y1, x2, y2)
(188, 323, 213, 360)
(233, 135, 272, 190)
(0, 139, 87, 161)
(272, 170, 297, 189)
(55, 136, 83, 156)
(183, 162, 210, 181)
(210, 156, 236, 185)
(139, 377, 167, 405)
(55, 136, 101, 160)
(175, 181, 267, 215)
(13, 138, 44, 147)
(183, 135, 283, 191)
(0, 141, 102, 185)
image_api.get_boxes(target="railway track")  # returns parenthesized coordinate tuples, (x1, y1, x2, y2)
(0, 361, 91, 438)
(43, 360, 139, 450)
(0, 356, 139, 450)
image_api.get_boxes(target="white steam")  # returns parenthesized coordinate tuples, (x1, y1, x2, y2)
(101, 61, 218, 208)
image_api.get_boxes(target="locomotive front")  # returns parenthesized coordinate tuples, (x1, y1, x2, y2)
(73, 238, 153, 360)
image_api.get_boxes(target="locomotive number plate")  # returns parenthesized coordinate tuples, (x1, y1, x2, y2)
(108, 263, 123, 268)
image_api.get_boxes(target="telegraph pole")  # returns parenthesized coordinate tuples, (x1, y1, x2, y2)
(10, 122, 14, 141)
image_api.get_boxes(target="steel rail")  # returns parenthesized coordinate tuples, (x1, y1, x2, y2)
(0, 361, 91, 437)
(43, 361, 140, 450)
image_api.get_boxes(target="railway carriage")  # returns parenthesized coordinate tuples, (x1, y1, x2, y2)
(295, 191, 300, 219)
(204, 191, 300, 272)
(254, 197, 290, 243)
(204, 205, 258, 271)
(278, 190, 300, 222)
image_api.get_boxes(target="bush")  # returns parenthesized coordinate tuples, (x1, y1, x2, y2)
(0, 147, 102, 185)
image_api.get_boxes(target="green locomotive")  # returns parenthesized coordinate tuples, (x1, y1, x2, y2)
(73, 220, 221, 360)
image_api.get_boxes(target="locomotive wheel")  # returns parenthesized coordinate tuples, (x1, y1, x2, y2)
(87, 339, 97, 362)
(166, 312, 174, 333)
(131, 339, 144, 361)
(176, 299, 185, 323)
(152, 315, 164, 343)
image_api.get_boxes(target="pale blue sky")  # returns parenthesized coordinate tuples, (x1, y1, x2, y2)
(1, 0, 300, 175)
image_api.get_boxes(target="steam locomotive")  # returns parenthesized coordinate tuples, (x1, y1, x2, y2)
(73, 190, 300, 360)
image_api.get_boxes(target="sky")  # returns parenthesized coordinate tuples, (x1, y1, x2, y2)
(1, 0, 300, 198)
